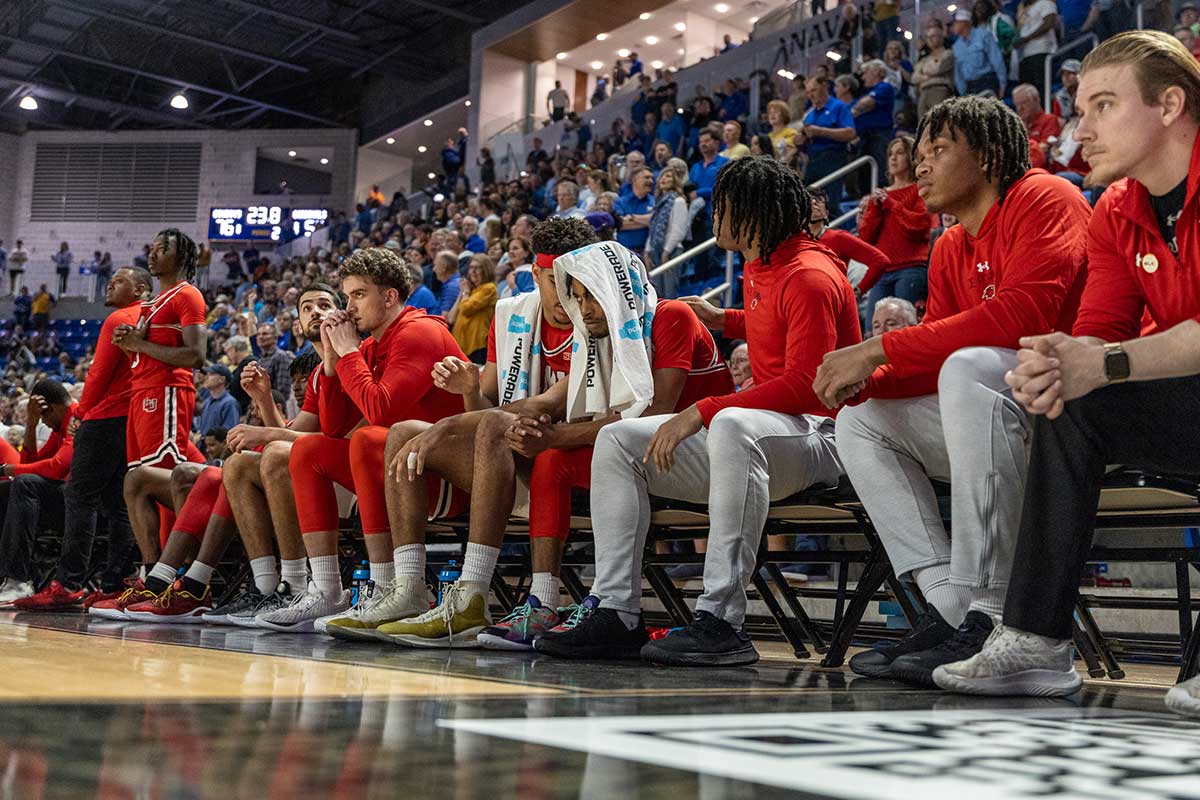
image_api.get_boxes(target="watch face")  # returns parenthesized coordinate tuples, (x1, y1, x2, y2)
(1104, 347, 1131, 382)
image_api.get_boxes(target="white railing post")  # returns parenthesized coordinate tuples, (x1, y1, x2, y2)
(1044, 34, 1098, 113)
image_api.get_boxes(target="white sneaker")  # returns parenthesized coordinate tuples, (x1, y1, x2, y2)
(255, 582, 350, 633)
(1166, 675, 1200, 717)
(932, 624, 1082, 696)
(325, 578, 433, 641)
(0, 579, 35, 606)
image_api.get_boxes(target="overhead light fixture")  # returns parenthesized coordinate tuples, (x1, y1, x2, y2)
(319, 157, 329, 165)
(645, 35, 658, 45)
(668, 65, 677, 72)
(826, 50, 843, 61)
(617, 48, 631, 57)
(556, 52, 568, 60)
(465, 100, 471, 107)
(428, 172, 436, 179)
(714, 3, 730, 12)
(18, 95, 37, 111)
(423, 119, 433, 126)
(903, 30, 913, 40)
(750, 15, 759, 22)
(433, 192, 445, 202)
(169, 93, 189, 109)
(650, 60, 664, 69)
(596, 32, 609, 41)
(590, 60, 604, 70)
(674, 22, 687, 31)
(639, 12, 652, 19)
(386, 136, 395, 144)
(776, 69, 795, 80)
(287, 149, 297, 157)
(678, 48, 686, 55)
(418, 145, 428, 153)
(947, 3, 957, 10)
(520, 170, 528, 177)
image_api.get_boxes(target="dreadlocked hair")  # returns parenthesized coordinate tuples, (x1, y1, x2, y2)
(711, 156, 810, 266)
(915, 95, 1030, 203)
(530, 217, 599, 257)
(158, 228, 199, 281)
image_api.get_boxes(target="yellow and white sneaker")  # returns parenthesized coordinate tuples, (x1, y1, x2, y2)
(378, 580, 490, 648)
(325, 577, 433, 642)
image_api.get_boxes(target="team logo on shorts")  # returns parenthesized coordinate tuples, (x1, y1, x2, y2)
(142, 397, 158, 413)
(981, 284, 996, 301)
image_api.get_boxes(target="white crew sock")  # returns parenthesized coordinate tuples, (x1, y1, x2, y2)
(370, 560, 396, 586)
(250, 557, 279, 595)
(183, 561, 214, 588)
(280, 558, 307, 590)
(968, 587, 1007, 625)
(529, 572, 560, 606)
(914, 563, 971, 628)
(148, 561, 177, 587)
(309, 555, 342, 596)
(393, 544, 426, 578)
(460, 542, 500, 585)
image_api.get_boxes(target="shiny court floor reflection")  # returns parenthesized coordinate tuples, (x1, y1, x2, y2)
(0, 612, 1188, 799)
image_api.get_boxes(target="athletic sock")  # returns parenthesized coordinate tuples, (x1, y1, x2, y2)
(393, 544, 425, 579)
(968, 587, 1007, 625)
(529, 572, 560, 606)
(280, 558, 307, 590)
(370, 560, 396, 586)
(250, 557, 279, 595)
(145, 562, 177, 594)
(180, 561, 214, 596)
(309, 555, 342, 596)
(615, 609, 641, 630)
(914, 563, 971, 629)
(459, 542, 500, 586)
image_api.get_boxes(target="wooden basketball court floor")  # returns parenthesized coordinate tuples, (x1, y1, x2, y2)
(0, 610, 1194, 799)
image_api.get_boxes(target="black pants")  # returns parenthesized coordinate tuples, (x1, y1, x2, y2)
(57, 417, 134, 591)
(1018, 54, 1049, 94)
(57, 268, 69, 296)
(1005, 376, 1200, 640)
(0, 475, 64, 582)
(965, 74, 1002, 97)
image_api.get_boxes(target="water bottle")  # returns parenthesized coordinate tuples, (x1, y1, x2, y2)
(351, 560, 370, 606)
(437, 559, 461, 604)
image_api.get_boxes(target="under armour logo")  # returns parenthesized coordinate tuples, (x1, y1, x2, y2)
(977, 261, 990, 273)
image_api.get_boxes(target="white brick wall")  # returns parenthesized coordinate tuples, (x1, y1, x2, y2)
(5, 127, 358, 293)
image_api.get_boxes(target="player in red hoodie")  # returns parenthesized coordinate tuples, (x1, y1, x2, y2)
(932, 32, 1200, 716)
(813, 96, 1092, 688)
(256, 247, 466, 632)
(536, 156, 861, 666)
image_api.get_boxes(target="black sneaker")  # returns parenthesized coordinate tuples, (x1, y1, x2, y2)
(889, 610, 995, 688)
(848, 605, 956, 678)
(202, 587, 264, 626)
(640, 610, 760, 666)
(532, 596, 648, 660)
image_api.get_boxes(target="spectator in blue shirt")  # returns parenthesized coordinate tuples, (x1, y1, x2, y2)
(951, 9, 1007, 96)
(194, 365, 241, 440)
(405, 265, 441, 314)
(688, 128, 729, 210)
(433, 251, 461, 314)
(655, 102, 688, 155)
(354, 203, 372, 234)
(628, 52, 644, 77)
(802, 75, 857, 211)
(852, 60, 897, 181)
(461, 217, 486, 252)
(613, 167, 656, 252)
(721, 34, 738, 53)
(618, 151, 647, 197)
(717, 80, 749, 122)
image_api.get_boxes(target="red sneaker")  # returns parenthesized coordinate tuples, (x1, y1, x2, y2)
(11, 581, 86, 611)
(124, 581, 212, 624)
(89, 580, 158, 620)
(83, 588, 125, 610)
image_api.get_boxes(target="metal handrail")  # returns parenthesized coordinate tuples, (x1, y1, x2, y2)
(648, 154, 880, 281)
(1044, 34, 1098, 113)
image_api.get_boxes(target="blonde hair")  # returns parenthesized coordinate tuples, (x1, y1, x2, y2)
(468, 253, 496, 283)
(767, 99, 792, 124)
(1082, 30, 1200, 123)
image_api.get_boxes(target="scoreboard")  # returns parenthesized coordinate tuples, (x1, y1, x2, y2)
(208, 206, 329, 242)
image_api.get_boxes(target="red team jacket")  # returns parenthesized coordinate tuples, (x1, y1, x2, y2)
(857, 183, 933, 293)
(77, 302, 141, 422)
(14, 402, 79, 481)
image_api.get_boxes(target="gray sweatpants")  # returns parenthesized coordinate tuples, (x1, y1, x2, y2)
(835, 347, 1030, 591)
(590, 408, 843, 629)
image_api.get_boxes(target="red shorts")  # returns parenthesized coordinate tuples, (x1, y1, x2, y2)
(529, 447, 593, 541)
(127, 387, 196, 469)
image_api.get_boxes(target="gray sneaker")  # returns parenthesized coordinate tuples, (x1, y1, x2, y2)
(235, 581, 296, 628)
(932, 624, 1082, 697)
(1166, 675, 1200, 717)
(203, 588, 264, 626)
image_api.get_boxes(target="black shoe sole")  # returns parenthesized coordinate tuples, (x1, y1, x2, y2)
(888, 662, 939, 688)
(532, 637, 646, 660)
(848, 657, 896, 679)
(641, 642, 760, 667)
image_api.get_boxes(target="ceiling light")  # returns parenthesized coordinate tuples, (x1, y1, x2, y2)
(678, 48, 686, 54)
(169, 93, 189, 109)
(386, 136, 395, 144)
(287, 150, 297, 157)
(650, 60, 664, 69)
(825, 49, 843, 61)
(714, 3, 730, 12)
(590, 60, 604, 70)
(423, 119, 433, 126)
(465, 100, 471, 107)
(428, 172, 436, 179)
(668, 66, 677, 72)
(903, 30, 913, 40)
(418, 145, 428, 153)
(750, 15, 759, 22)
(556, 52, 568, 60)
(776, 69, 795, 80)
(674, 22, 687, 31)
(617, 48, 630, 57)
(319, 157, 329, 165)
(645, 35, 658, 44)
(596, 32, 609, 41)
(433, 192, 445, 202)
(947, 3, 957, 10)
(520, 170, 528, 177)
(18, 96, 37, 111)
(639, 12, 652, 19)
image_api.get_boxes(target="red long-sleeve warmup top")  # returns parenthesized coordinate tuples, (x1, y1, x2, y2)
(817, 228, 891, 277)
(14, 402, 79, 481)
(76, 302, 140, 422)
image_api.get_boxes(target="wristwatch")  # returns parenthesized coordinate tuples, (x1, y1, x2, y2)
(1102, 342, 1130, 384)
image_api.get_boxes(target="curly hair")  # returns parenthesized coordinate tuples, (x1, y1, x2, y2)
(712, 155, 810, 266)
(337, 247, 413, 296)
(916, 95, 1030, 203)
(157, 228, 198, 281)
(530, 217, 599, 258)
